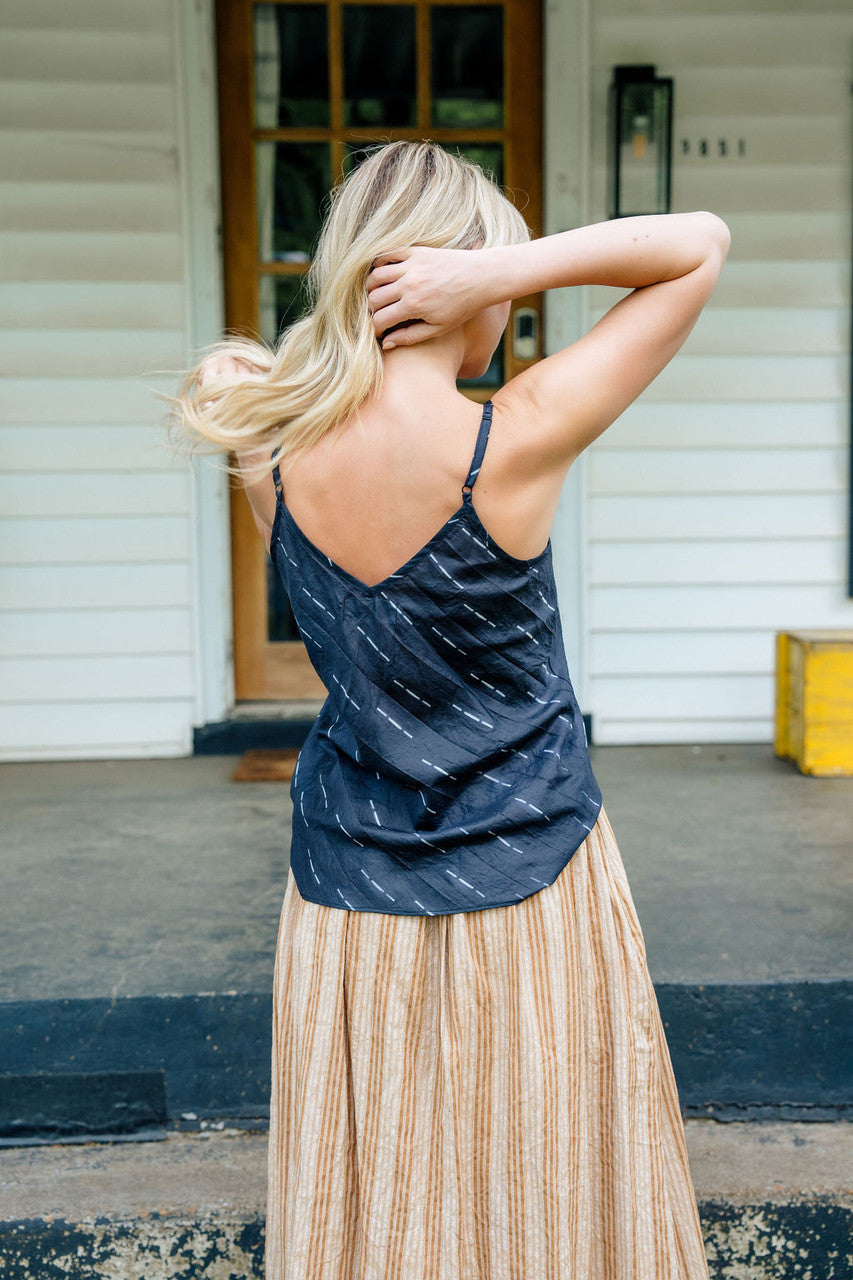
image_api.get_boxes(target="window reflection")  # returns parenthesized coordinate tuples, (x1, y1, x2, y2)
(253, 4, 329, 128)
(431, 6, 503, 129)
(256, 142, 331, 261)
(267, 559, 301, 643)
(344, 6, 416, 126)
(259, 274, 310, 348)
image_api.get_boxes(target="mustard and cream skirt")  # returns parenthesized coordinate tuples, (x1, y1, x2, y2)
(265, 804, 710, 1280)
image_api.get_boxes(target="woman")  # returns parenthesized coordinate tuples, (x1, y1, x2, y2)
(171, 140, 729, 1279)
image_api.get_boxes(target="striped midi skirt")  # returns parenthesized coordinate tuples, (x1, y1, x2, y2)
(265, 805, 710, 1280)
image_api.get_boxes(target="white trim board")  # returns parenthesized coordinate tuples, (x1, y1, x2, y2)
(173, 0, 234, 728)
(543, 0, 592, 706)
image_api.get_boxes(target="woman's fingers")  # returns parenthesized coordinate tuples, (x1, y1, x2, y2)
(367, 281, 403, 315)
(381, 321, 438, 350)
(370, 298, 421, 336)
(366, 262, 404, 290)
(371, 247, 412, 270)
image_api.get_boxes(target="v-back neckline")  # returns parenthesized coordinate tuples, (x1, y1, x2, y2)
(268, 398, 552, 597)
(270, 493, 553, 599)
(272, 495, 471, 597)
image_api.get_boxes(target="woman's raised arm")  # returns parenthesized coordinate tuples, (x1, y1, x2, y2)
(367, 211, 731, 466)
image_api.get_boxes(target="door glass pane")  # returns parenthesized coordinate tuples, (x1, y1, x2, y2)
(342, 140, 387, 175)
(431, 5, 503, 128)
(267, 561, 301, 643)
(458, 335, 504, 391)
(256, 142, 330, 261)
(449, 143, 504, 186)
(259, 274, 310, 348)
(344, 5, 416, 126)
(253, 3, 329, 127)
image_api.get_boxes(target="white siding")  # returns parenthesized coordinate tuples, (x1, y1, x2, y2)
(0, 0, 198, 759)
(587, 0, 853, 744)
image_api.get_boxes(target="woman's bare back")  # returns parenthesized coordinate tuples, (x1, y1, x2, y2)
(249, 388, 569, 589)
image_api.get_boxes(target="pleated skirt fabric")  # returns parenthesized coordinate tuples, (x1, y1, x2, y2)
(265, 805, 710, 1280)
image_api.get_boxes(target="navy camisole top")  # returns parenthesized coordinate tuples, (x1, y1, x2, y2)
(269, 399, 603, 916)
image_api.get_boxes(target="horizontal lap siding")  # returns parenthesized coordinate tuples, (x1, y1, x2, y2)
(0, 1, 197, 759)
(587, 0, 853, 744)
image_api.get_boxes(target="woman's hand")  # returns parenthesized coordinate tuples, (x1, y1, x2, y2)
(198, 353, 265, 390)
(366, 246, 491, 349)
(197, 353, 266, 409)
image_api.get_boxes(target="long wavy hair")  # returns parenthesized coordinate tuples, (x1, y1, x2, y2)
(161, 140, 531, 488)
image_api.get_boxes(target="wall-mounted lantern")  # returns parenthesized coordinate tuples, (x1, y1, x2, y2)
(607, 64, 674, 219)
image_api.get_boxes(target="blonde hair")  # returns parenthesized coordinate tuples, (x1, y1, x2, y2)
(161, 140, 531, 488)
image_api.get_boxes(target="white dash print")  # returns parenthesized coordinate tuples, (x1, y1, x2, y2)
(428, 552, 464, 589)
(393, 677, 432, 708)
(467, 671, 507, 699)
(330, 672, 361, 711)
(377, 705, 414, 738)
(307, 849, 320, 885)
(452, 703, 494, 729)
(336, 887, 357, 908)
(413, 899, 435, 915)
(487, 829, 525, 855)
(479, 771, 512, 788)
(537, 590, 556, 612)
(458, 524, 498, 560)
(418, 789, 438, 815)
(430, 625, 468, 656)
(368, 797, 382, 827)
(300, 584, 332, 615)
(335, 811, 365, 848)
(514, 796, 550, 821)
(461, 601, 497, 629)
(356, 625, 390, 662)
(515, 624, 539, 645)
(297, 624, 323, 652)
(359, 867, 395, 902)
(526, 690, 562, 706)
(379, 591, 414, 624)
(443, 868, 486, 898)
(421, 758, 453, 777)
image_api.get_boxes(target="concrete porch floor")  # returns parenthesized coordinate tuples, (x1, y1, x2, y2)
(1, 742, 851, 1002)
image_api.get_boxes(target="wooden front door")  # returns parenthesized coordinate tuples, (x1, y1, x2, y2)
(215, 0, 543, 701)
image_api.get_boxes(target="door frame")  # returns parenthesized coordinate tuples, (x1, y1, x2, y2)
(177, 0, 591, 719)
(215, 0, 547, 703)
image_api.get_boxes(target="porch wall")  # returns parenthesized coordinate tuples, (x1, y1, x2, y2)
(0, 0, 202, 760)
(584, 0, 853, 744)
(3, 0, 853, 759)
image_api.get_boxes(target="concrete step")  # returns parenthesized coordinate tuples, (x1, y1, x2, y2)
(0, 1122, 850, 1278)
(2, 980, 849, 1140)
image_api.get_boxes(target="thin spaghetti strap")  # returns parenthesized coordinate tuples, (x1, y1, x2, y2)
(461, 400, 493, 501)
(270, 445, 283, 499)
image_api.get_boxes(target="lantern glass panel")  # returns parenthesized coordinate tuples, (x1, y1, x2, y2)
(617, 80, 670, 216)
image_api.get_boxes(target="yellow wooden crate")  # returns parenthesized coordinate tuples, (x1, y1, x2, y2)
(775, 630, 853, 776)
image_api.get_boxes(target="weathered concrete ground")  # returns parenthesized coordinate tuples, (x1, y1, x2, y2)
(1, 743, 851, 1001)
(0, 1122, 849, 1279)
